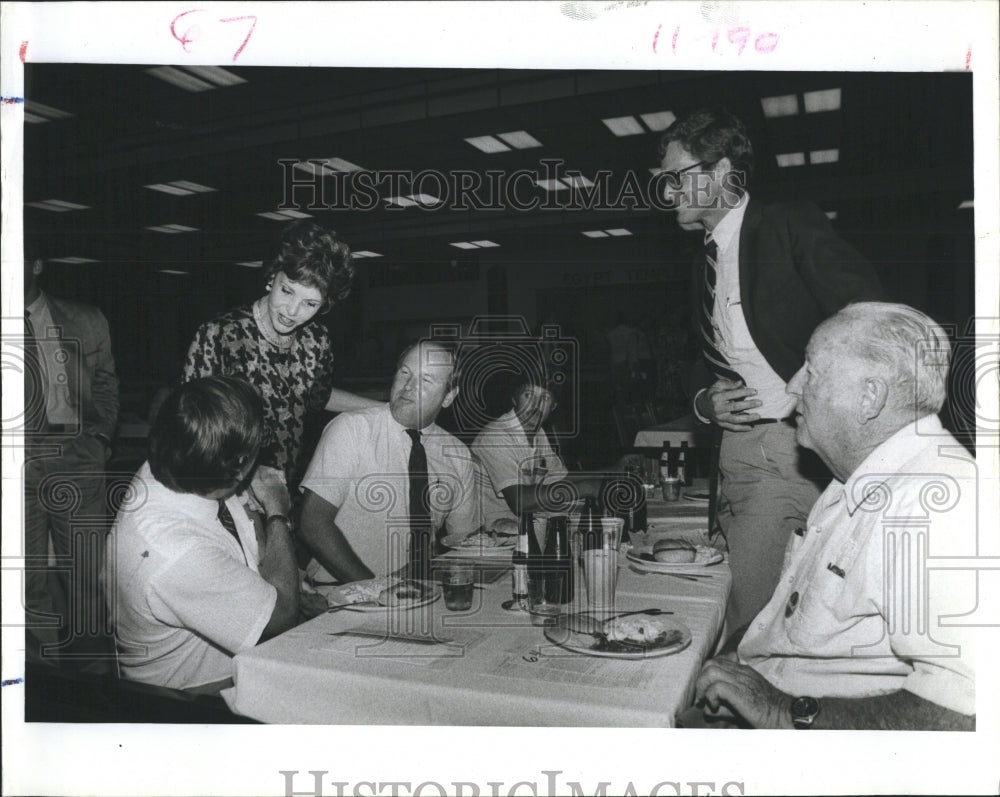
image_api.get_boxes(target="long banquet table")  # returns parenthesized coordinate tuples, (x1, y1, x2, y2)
(223, 494, 729, 726)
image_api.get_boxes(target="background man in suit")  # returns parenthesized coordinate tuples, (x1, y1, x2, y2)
(659, 107, 882, 631)
(23, 242, 119, 666)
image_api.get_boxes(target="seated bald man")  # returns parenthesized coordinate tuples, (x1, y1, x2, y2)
(693, 302, 976, 730)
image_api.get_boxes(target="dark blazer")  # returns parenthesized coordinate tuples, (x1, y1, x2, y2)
(691, 197, 883, 396)
(41, 292, 119, 440)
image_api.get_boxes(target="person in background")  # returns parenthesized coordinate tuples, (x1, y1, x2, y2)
(182, 219, 382, 508)
(659, 106, 883, 631)
(298, 340, 478, 583)
(105, 376, 298, 693)
(23, 240, 119, 668)
(692, 303, 975, 730)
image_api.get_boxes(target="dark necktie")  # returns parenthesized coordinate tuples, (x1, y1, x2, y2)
(405, 428, 432, 580)
(698, 234, 741, 383)
(23, 311, 47, 432)
(217, 500, 247, 564)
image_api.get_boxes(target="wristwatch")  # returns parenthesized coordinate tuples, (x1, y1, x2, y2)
(790, 696, 821, 729)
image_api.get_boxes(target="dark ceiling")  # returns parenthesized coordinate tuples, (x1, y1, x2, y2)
(24, 66, 974, 275)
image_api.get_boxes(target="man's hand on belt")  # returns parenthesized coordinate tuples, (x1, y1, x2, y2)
(696, 378, 763, 432)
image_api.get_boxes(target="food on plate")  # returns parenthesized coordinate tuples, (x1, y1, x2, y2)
(378, 582, 426, 606)
(458, 530, 502, 548)
(652, 538, 697, 563)
(490, 517, 518, 536)
(604, 616, 670, 644)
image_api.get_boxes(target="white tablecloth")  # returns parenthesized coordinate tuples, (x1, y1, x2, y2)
(223, 519, 729, 726)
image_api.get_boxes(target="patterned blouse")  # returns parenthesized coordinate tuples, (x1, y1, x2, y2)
(182, 306, 336, 483)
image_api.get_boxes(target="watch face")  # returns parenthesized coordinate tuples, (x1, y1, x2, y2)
(791, 696, 820, 725)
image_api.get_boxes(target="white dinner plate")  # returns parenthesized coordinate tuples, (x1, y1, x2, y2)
(544, 614, 692, 659)
(626, 547, 723, 571)
(441, 531, 516, 550)
(326, 579, 442, 612)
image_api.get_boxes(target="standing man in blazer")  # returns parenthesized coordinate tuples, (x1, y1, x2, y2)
(658, 107, 882, 632)
(23, 244, 119, 665)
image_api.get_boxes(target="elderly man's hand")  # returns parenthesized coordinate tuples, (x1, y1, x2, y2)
(250, 465, 292, 518)
(696, 378, 763, 432)
(694, 653, 793, 729)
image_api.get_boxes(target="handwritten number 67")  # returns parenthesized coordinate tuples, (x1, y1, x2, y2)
(170, 10, 258, 61)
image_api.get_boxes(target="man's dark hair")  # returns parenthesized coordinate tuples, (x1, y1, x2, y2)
(149, 376, 264, 496)
(660, 106, 755, 190)
(264, 219, 355, 307)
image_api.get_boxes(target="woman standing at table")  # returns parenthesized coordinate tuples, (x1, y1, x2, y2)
(182, 220, 381, 498)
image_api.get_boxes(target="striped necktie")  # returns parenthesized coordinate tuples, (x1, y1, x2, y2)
(406, 429, 433, 580)
(698, 234, 741, 382)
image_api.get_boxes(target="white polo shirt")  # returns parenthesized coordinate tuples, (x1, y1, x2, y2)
(472, 410, 569, 528)
(739, 416, 977, 715)
(106, 463, 276, 690)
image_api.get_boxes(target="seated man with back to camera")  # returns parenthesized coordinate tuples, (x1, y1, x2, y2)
(298, 339, 478, 583)
(472, 372, 616, 531)
(105, 376, 299, 693)
(691, 303, 976, 730)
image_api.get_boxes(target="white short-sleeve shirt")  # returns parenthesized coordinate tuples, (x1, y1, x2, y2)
(739, 416, 977, 715)
(105, 463, 277, 690)
(300, 405, 478, 576)
(471, 410, 568, 528)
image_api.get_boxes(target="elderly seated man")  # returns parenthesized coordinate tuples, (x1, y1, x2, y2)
(692, 302, 976, 730)
(299, 339, 478, 583)
(105, 376, 299, 693)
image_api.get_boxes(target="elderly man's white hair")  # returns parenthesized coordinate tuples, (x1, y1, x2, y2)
(831, 302, 951, 415)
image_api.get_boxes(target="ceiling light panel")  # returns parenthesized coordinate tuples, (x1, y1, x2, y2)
(957, 199, 974, 209)
(465, 135, 511, 153)
(602, 116, 644, 136)
(352, 251, 383, 258)
(775, 152, 806, 167)
(605, 228, 632, 237)
(803, 88, 841, 113)
(535, 179, 567, 192)
(470, 240, 499, 248)
(387, 196, 418, 207)
(24, 100, 73, 121)
(639, 111, 676, 131)
(237, 261, 264, 268)
(256, 209, 312, 220)
(563, 175, 595, 188)
(182, 65, 247, 87)
(450, 242, 479, 249)
(582, 231, 609, 238)
(497, 131, 542, 149)
(809, 149, 840, 164)
(761, 94, 799, 118)
(158, 269, 189, 275)
(145, 66, 215, 92)
(26, 199, 90, 211)
(49, 256, 98, 264)
(146, 224, 198, 233)
(406, 194, 441, 206)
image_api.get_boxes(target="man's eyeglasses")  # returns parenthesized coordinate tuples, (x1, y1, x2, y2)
(658, 160, 714, 190)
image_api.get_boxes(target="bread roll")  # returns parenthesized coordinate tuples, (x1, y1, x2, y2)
(652, 538, 697, 564)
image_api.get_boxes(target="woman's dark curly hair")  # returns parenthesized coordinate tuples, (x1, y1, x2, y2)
(264, 219, 355, 307)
